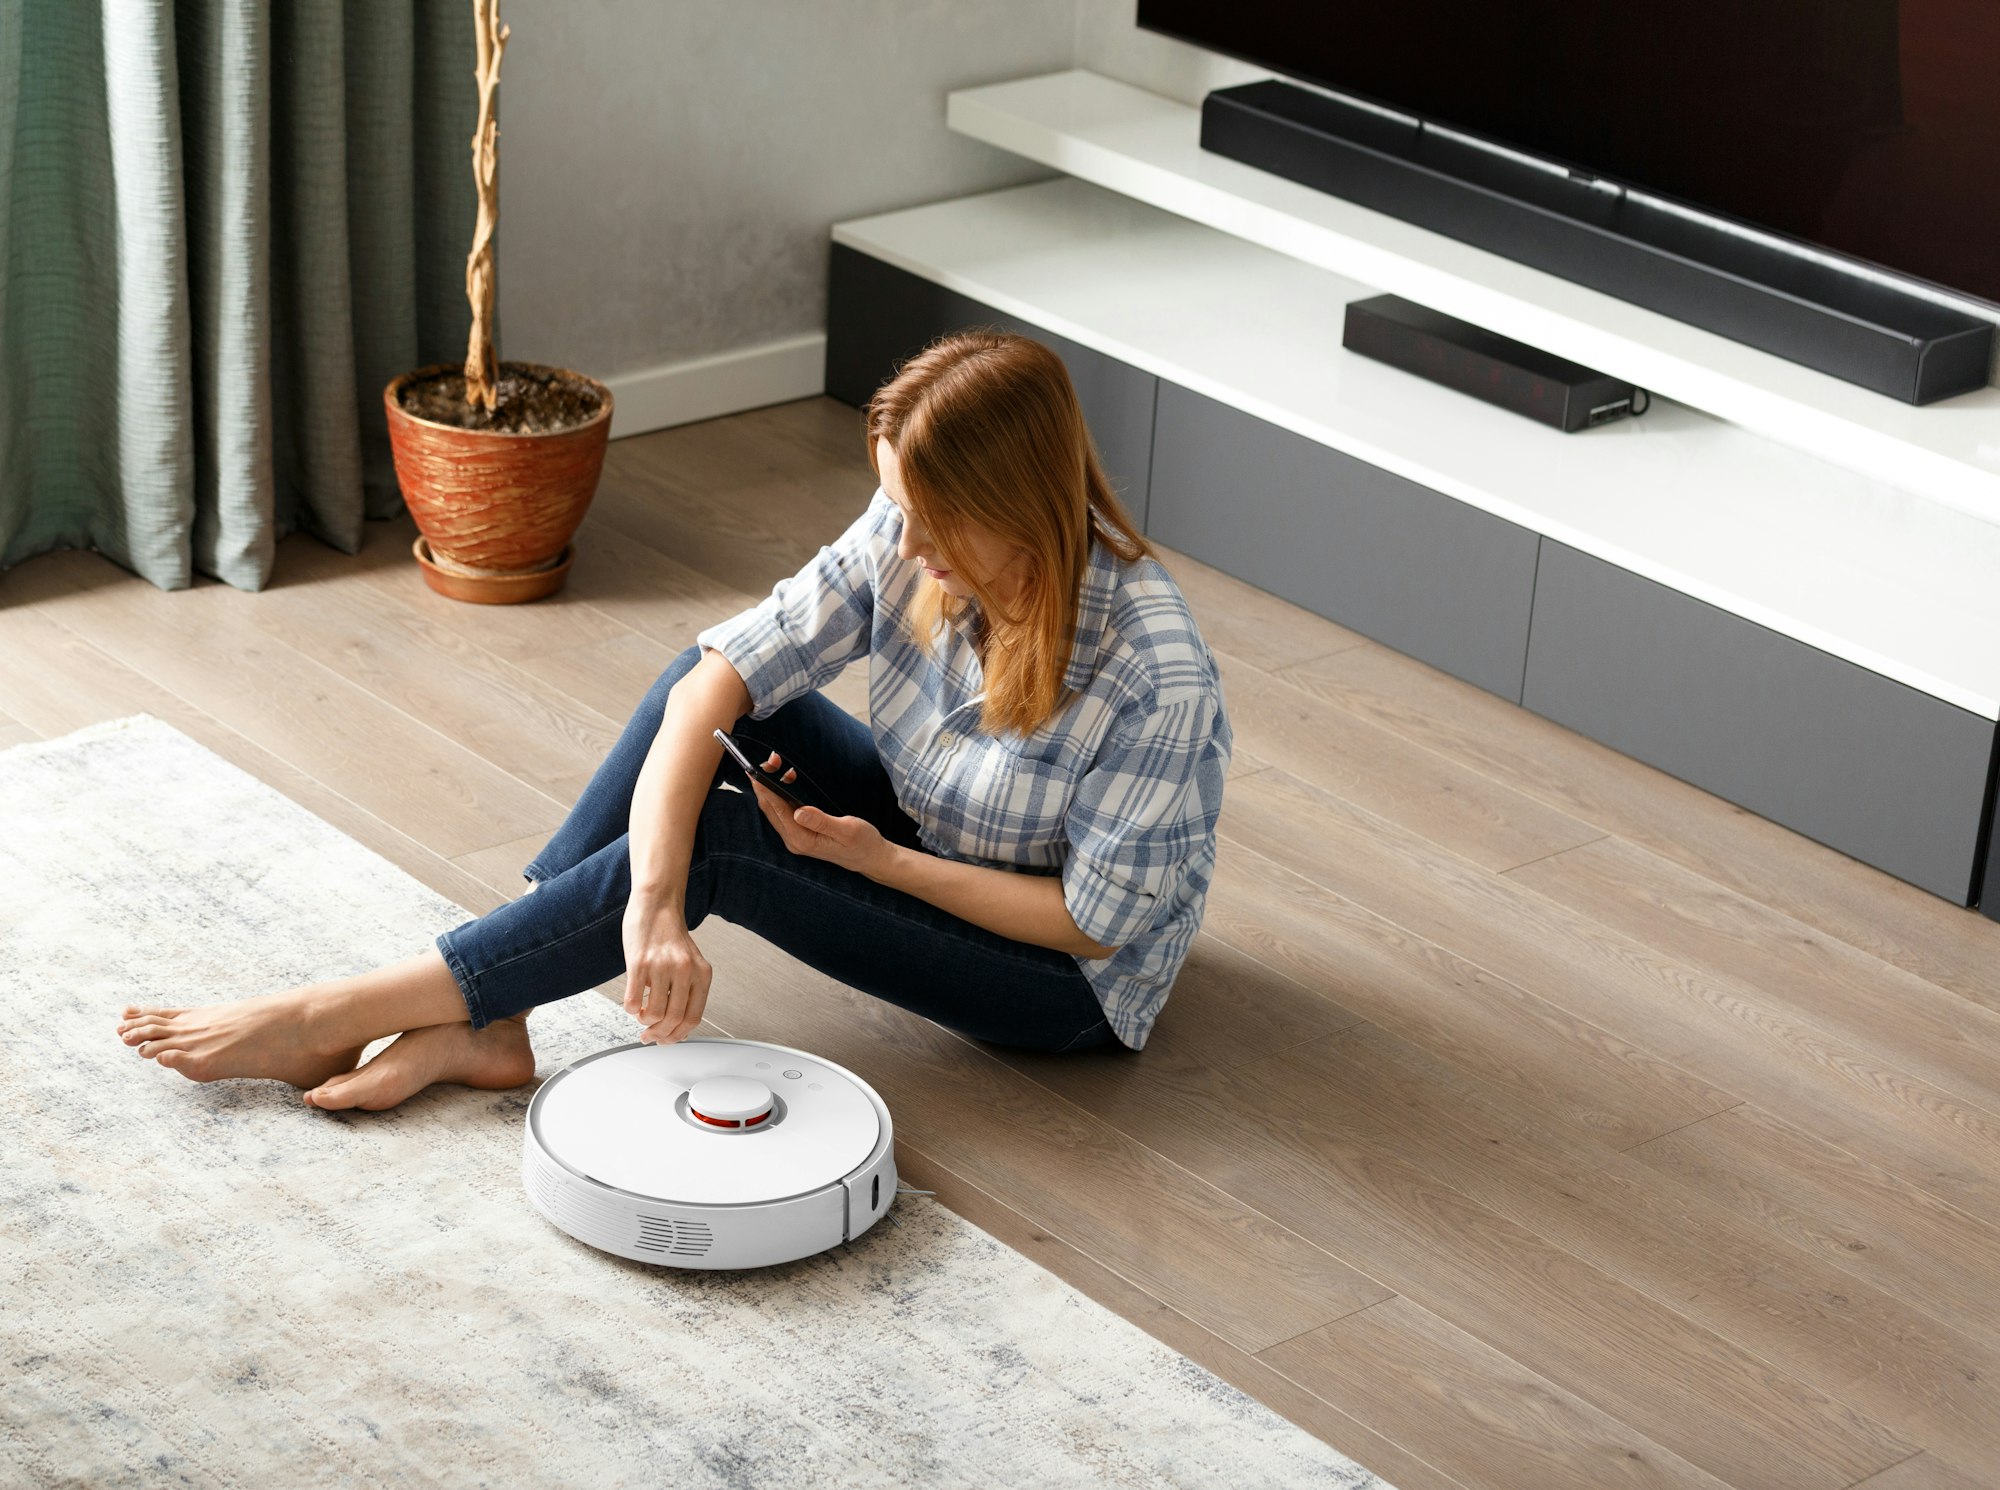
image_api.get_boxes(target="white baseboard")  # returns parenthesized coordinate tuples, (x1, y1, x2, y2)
(600, 332, 829, 440)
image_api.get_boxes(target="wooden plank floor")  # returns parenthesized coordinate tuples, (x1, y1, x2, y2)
(6, 395, 1998, 1490)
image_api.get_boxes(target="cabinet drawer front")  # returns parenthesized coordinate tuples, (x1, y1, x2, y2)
(1523, 540, 1996, 904)
(1147, 379, 1540, 701)
(826, 245, 1156, 528)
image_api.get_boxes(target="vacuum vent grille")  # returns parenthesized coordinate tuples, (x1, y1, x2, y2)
(635, 1216, 713, 1258)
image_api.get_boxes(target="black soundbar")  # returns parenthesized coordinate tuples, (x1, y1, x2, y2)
(1343, 294, 1645, 432)
(1201, 80, 1994, 406)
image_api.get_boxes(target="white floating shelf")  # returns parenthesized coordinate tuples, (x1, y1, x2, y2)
(944, 69, 2000, 531)
(833, 177, 2000, 719)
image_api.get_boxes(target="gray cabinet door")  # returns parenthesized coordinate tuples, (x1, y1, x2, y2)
(1146, 379, 1541, 701)
(1522, 540, 1997, 905)
(825, 244, 1156, 530)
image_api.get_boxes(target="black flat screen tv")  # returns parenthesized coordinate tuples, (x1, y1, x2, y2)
(1137, 0, 2000, 312)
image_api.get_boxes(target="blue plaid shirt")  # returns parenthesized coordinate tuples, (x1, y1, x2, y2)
(694, 486, 1232, 1050)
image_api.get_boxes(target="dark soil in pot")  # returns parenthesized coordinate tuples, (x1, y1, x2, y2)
(397, 361, 605, 434)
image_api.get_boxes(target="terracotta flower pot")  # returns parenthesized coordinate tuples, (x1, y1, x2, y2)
(383, 360, 614, 604)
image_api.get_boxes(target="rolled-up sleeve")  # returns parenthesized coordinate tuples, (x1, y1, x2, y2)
(1061, 685, 1226, 953)
(695, 488, 894, 720)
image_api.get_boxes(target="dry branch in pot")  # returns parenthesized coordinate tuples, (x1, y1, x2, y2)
(381, 0, 614, 604)
(465, 0, 505, 411)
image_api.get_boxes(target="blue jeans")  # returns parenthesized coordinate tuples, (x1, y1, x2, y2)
(434, 644, 1119, 1054)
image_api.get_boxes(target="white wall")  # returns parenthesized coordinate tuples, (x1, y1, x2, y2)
(494, 0, 1258, 434)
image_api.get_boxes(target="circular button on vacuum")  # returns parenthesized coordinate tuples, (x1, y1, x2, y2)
(687, 1075, 775, 1128)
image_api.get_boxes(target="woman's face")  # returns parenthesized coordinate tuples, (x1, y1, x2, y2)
(876, 437, 1029, 605)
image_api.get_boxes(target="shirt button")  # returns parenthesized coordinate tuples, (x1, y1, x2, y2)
(937, 730, 956, 749)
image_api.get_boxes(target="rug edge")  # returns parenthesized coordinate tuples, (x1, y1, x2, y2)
(0, 712, 168, 763)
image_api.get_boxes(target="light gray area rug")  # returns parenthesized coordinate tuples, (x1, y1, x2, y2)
(0, 714, 1394, 1489)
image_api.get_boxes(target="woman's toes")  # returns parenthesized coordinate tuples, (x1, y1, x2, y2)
(123, 1004, 181, 1022)
(305, 1063, 401, 1112)
(148, 1046, 214, 1081)
(304, 1068, 363, 1109)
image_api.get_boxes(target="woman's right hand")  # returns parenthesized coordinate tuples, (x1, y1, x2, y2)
(621, 894, 712, 1045)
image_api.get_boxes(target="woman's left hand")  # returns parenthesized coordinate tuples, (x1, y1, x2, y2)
(748, 752, 894, 881)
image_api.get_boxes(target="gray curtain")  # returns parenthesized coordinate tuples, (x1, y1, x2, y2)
(0, 0, 479, 592)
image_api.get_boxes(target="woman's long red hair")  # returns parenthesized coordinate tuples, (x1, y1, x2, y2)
(863, 329, 1154, 738)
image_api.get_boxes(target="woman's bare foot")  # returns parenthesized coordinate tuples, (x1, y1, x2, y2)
(117, 989, 367, 1090)
(302, 1013, 536, 1112)
(116, 948, 472, 1090)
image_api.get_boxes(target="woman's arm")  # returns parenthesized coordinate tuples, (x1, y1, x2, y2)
(629, 646, 753, 918)
(619, 647, 756, 1043)
(754, 782, 1121, 960)
(876, 848, 1120, 960)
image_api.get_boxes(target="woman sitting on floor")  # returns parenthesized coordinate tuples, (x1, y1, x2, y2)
(115, 329, 1234, 1109)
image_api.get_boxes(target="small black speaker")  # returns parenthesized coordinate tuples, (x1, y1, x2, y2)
(1342, 294, 1648, 432)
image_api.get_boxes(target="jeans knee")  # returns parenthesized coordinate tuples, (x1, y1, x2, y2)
(665, 642, 705, 686)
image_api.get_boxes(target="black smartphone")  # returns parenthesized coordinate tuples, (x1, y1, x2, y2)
(712, 729, 839, 816)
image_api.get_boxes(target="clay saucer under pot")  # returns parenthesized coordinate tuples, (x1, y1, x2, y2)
(411, 534, 575, 605)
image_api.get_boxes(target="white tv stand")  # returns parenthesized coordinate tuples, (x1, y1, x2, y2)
(947, 69, 2000, 527)
(823, 68, 2000, 912)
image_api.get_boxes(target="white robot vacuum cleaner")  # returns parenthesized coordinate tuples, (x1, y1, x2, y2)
(523, 1035, 899, 1269)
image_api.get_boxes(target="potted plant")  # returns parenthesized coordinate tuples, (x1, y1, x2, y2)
(384, 0, 613, 605)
